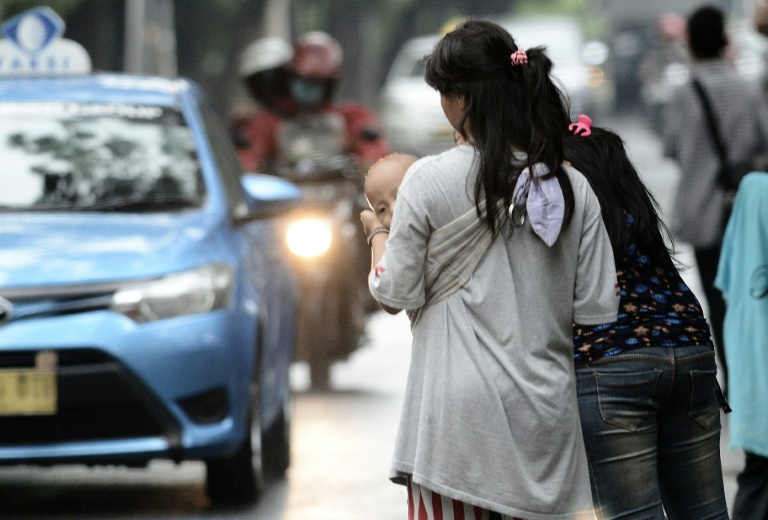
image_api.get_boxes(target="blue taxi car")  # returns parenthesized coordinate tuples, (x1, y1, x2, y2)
(0, 8, 300, 506)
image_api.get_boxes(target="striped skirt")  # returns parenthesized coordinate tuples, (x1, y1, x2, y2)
(407, 477, 521, 520)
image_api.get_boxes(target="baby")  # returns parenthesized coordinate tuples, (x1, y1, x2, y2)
(363, 153, 419, 230)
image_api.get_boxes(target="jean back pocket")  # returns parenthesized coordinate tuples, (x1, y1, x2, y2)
(595, 369, 662, 432)
(689, 369, 720, 429)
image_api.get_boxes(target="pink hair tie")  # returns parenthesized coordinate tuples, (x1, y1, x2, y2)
(569, 114, 592, 136)
(510, 48, 528, 66)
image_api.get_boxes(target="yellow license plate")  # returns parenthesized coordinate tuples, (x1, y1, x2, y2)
(0, 369, 57, 416)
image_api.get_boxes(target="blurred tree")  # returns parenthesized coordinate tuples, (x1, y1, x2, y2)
(0, 0, 264, 120)
(294, 0, 520, 106)
(175, 0, 268, 119)
(515, 0, 588, 16)
(1, 0, 583, 121)
(67, 1, 125, 72)
(0, 0, 87, 19)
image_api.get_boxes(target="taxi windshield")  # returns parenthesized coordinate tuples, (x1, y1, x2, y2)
(0, 102, 204, 212)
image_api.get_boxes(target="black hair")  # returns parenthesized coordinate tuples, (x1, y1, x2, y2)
(424, 19, 574, 233)
(688, 5, 727, 60)
(562, 127, 675, 269)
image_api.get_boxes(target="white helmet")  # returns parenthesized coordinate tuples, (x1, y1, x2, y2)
(238, 37, 294, 77)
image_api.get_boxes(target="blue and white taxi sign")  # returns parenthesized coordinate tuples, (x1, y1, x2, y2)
(0, 7, 91, 76)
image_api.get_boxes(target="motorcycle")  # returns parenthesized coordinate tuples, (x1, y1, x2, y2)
(278, 151, 372, 389)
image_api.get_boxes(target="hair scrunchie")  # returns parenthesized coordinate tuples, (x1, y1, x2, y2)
(569, 114, 593, 136)
(510, 48, 528, 66)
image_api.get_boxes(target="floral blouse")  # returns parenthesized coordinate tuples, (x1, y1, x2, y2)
(573, 216, 712, 366)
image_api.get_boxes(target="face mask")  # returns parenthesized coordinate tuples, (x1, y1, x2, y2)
(290, 78, 326, 109)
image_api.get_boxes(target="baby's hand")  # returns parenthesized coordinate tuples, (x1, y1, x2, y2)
(360, 209, 384, 235)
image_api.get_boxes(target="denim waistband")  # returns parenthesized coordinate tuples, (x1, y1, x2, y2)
(577, 344, 715, 368)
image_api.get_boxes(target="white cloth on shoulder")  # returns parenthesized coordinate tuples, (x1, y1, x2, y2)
(415, 163, 565, 321)
(418, 200, 502, 314)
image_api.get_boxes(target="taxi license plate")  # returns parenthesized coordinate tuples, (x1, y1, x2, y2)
(0, 369, 57, 416)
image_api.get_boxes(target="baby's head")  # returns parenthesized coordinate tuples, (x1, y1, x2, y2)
(364, 153, 418, 229)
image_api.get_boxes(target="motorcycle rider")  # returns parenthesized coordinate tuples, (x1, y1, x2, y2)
(231, 36, 296, 169)
(234, 31, 389, 175)
(233, 32, 388, 388)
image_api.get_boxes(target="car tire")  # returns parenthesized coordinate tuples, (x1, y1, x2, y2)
(205, 384, 263, 507)
(261, 399, 291, 479)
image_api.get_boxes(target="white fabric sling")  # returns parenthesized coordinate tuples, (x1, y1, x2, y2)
(408, 201, 503, 323)
(412, 163, 564, 323)
(423, 201, 502, 306)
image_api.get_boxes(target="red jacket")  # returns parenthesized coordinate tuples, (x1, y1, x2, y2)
(234, 101, 389, 173)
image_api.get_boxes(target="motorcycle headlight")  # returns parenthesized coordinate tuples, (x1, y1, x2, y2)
(111, 264, 233, 323)
(286, 218, 333, 258)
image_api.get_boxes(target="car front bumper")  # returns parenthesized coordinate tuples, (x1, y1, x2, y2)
(0, 307, 255, 466)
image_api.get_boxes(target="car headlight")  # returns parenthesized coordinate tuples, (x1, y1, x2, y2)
(286, 218, 332, 258)
(111, 264, 233, 323)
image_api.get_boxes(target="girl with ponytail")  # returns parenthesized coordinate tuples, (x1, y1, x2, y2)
(424, 20, 575, 234)
(563, 125, 730, 519)
(360, 19, 619, 519)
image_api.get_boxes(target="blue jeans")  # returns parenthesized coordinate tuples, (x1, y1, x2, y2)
(576, 346, 729, 520)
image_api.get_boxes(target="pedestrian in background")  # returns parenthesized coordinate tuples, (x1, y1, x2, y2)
(564, 122, 730, 520)
(663, 5, 768, 397)
(361, 19, 619, 519)
(715, 172, 768, 520)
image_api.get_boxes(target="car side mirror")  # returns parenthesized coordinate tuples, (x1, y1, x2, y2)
(236, 174, 303, 223)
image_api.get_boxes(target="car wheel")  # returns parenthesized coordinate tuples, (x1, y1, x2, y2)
(261, 399, 291, 479)
(205, 384, 263, 507)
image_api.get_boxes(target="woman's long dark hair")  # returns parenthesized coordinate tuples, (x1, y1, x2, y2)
(563, 127, 675, 268)
(424, 19, 574, 233)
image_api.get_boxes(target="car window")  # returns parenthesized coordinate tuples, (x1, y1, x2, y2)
(0, 102, 204, 212)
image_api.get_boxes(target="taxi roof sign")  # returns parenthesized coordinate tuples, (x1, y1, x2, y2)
(0, 7, 91, 76)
